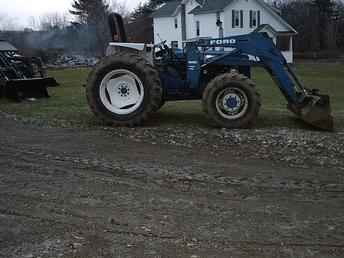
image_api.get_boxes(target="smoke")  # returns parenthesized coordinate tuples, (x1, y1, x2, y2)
(0, 23, 108, 57)
(0, 13, 22, 31)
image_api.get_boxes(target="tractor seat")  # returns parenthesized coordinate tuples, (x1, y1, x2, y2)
(108, 13, 128, 43)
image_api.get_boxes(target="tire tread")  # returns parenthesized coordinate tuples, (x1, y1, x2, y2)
(202, 71, 261, 129)
(86, 52, 162, 127)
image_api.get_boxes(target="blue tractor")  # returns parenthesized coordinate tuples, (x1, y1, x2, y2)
(86, 13, 333, 130)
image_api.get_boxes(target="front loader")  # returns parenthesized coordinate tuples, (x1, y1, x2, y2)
(0, 40, 59, 102)
(86, 13, 333, 131)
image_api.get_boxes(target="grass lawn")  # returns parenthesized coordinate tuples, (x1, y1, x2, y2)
(0, 62, 343, 129)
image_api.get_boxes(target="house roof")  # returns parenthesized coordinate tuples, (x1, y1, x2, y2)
(255, 0, 297, 34)
(0, 40, 17, 51)
(254, 24, 295, 35)
(189, 0, 283, 15)
(152, 0, 297, 34)
(189, 0, 233, 14)
(189, 0, 297, 33)
(151, 1, 182, 18)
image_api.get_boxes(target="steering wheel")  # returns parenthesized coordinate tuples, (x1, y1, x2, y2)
(154, 40, 170, 60)
(154, 40, 167, 51)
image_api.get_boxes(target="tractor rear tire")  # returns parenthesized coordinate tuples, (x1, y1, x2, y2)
(202, 72, 261, 129)
(86, 52, 163, 127)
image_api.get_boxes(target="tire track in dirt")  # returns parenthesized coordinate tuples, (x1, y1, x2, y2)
(1, 144, 344, 202)
(1, 117, 344, 257)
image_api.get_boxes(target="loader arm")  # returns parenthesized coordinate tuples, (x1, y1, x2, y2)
(185, 32, 333, 130)
(187, 33, 303, 104)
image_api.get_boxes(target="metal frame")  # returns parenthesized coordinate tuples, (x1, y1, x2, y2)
(0, 41, 59, 101)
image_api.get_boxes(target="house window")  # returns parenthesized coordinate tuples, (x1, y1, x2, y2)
(174, 18, 178, 29)
(196, 21, 200, 36)
(232, 10, 243, 28)
(250, 10, 261, 28)
(276, 36, 290, 51)
(171, 41, 178, 49)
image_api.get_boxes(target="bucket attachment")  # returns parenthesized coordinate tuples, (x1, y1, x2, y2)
(3, 77, 59, 102)
(289, 92, 334, 131)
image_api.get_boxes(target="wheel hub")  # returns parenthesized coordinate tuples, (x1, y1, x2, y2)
(216, 87, 249, 120)
(99, 69, 144, 115)
(224, 94, 242, 111)
(118, 83, 130, 97)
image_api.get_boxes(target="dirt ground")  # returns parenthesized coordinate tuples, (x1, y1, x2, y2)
(0, 116, 343, 258)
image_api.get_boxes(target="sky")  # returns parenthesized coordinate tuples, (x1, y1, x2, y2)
(0, 0, 147, 28)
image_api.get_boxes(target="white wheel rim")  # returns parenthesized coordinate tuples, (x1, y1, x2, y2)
(99, 69, 144, 115)
(215, 87, 249, 120)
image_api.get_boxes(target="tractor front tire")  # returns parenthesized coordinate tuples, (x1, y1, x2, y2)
(202, 72, 261, 129)
(86, 53, 162, 127)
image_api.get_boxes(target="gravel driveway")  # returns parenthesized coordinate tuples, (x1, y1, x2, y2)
(0, 114, 343, 258)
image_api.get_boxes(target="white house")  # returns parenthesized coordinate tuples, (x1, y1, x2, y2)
(152, 0, 297, 63)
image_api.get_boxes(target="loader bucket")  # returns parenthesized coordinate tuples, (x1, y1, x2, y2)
(290, 94, 334, 131)
(4, 77, 59, 102)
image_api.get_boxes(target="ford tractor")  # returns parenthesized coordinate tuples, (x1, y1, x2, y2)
(86, 13, 333, 131)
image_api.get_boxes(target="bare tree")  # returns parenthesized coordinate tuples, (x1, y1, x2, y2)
(28, 16, 39, 30)
(70, 0, 111, 55)
(109, 0, 130, 17)
(279, 0, 344, 52)
(0, 14, 18, 31)
(38, 12, 70, 31)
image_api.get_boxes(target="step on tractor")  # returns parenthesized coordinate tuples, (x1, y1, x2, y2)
(86, 13, 333, 131)
(0, 40, 59, 102)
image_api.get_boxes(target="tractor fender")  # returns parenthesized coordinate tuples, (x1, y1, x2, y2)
(108, 42, 146, 51)
(106, 43, 154, 65)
